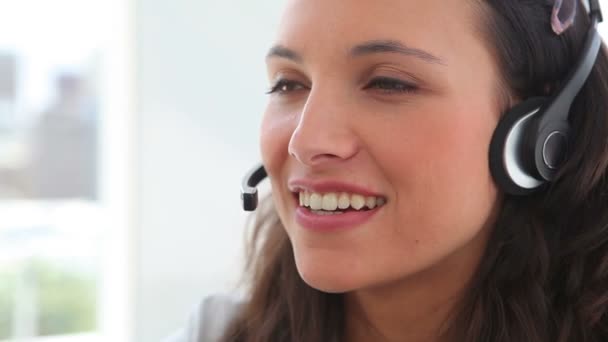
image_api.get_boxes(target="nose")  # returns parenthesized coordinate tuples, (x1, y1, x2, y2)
(287, 88, 359, 167)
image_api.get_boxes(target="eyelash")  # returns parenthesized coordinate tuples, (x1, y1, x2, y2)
(266, 77, 418, 95)
(364, 77, 418, 94)
(266, 79, 307, 95)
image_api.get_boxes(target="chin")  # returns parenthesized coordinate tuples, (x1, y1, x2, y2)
(294, 256, 365, 294)
(300, 273, 357, 294)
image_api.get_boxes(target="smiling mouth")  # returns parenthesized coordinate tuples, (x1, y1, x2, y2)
(293, 191, 387, 215)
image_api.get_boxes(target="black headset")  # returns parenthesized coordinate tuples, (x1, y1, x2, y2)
(241, 0, 604, 210)
(490, 0, 603, 195)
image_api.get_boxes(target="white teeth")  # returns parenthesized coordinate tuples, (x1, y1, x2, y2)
(322, 193, 338, 211)
(338, 193, 350, 209)
(350, 194, 366, 210)
(309, 193, 323, 210)
(366, 197, 377, 209)
(297, 190, 386, 211)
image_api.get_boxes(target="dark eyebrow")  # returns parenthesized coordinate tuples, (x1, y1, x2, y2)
(351, 40, 445, 65)
(266, 40, 445, 66)
(266, 45, 303, 63)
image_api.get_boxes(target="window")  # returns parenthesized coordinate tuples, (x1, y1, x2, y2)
(0, 1, 132, 341)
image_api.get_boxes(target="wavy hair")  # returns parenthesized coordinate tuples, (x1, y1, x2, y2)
(221, 1, 608, 341)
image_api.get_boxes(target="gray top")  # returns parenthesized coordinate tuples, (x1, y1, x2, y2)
(163, 295, 243, 342)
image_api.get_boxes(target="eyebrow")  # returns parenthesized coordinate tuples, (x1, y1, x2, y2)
(266, 45, 303, 63)
(351, 40, 445, 65)
(266, 39, 445, 65)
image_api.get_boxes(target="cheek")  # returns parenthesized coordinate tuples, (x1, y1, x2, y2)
(260, 106, 298, 223)
(260, 107, 294, 179)
(378, 102, 500, 253)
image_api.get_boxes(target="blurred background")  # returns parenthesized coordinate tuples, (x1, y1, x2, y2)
(0, 0, 283, 341)
(1, 0, 608, 341)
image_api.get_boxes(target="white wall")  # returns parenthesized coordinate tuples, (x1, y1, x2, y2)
(134, 1, 285, 341)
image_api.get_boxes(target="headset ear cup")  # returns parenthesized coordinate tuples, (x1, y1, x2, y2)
(489, 97, 548, 195)
(532, 118, 571, 181)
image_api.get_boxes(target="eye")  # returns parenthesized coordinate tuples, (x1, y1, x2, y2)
(364, 77, 418, 94)
(266, 79, 308, 95)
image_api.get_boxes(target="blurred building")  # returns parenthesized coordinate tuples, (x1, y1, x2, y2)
(25, 72, 98, 199)
(0, 53, 16, 131)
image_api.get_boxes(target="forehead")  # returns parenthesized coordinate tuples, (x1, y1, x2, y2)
(274, 0, 482, 63)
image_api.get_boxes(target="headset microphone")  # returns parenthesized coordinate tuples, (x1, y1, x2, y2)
(241, 164, 267, 211)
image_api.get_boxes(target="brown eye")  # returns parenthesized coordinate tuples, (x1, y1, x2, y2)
(365, 77, 418, 94)
(266, 79, 307, 95)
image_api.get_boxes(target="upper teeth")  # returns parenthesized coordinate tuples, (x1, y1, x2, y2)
(298, 192, 386, 211)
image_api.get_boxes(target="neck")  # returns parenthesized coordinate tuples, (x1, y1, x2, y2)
(343, 224, 491, 342)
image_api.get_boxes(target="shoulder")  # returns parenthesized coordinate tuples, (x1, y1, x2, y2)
(195, 294, 243, 341)
(164, 294, 244, 342)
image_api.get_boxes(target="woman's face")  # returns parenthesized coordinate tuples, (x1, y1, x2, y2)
(261, 0, 502, 293)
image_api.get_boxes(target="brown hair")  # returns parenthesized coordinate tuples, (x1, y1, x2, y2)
(222, 1, 608, 341)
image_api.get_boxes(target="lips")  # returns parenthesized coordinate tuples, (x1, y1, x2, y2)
(294, 205, 382, 231)
(288, 179, 385, 198)
(288, 179, 386, 231)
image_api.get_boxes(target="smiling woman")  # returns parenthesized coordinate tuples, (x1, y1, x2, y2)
(167, 0, 608, 341)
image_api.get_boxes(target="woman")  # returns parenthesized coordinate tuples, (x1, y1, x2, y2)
(168, 0, 608, 341)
